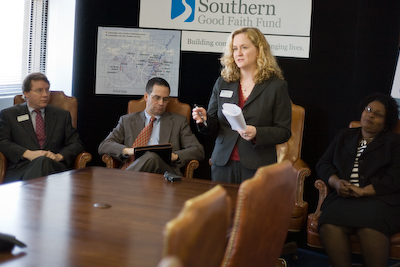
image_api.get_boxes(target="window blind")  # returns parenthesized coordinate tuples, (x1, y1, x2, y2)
(0, 0, 48, 97)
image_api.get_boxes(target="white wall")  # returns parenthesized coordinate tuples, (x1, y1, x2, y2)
(46, 0, 76, 97)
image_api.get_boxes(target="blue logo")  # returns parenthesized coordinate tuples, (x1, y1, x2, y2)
(171, 0, 195, 22)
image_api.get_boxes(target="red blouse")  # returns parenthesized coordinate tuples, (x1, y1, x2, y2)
(229, 84, 248, 161)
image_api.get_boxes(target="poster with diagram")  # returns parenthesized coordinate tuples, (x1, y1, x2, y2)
(95, 27, 181, 96)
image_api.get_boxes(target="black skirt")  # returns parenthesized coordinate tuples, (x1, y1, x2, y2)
(318, 195, 400, 237)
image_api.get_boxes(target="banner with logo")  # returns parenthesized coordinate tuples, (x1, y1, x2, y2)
(139, 0, 312, 58)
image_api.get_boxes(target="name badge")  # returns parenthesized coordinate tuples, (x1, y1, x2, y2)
(220, 90, 233, 98)
(17, 114, 29, 122)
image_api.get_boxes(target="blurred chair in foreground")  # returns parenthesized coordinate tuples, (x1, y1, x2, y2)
(101, 97, 200, 178)
(221, 160, 297, 267)
(162, 184, 231, 267)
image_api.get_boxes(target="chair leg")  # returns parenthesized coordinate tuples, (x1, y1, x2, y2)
(276, 258, 287, 267)
(281, 241, 298, 261)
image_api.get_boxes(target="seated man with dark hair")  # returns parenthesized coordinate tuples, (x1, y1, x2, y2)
(0, 72, 84, 183)
(98, 77, 204, 175)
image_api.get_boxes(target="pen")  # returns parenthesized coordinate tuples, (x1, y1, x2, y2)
(194, 104, 208, 127)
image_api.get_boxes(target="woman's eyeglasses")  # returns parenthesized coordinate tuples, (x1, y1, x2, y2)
(364, 106, 385, 118)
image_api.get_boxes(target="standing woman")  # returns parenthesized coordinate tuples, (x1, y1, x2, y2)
(192, 27, 292, 183)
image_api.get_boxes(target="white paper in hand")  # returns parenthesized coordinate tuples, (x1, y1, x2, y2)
(222, 103, 246, 131)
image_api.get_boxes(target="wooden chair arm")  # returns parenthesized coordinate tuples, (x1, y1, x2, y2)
(288, 159, 311, 231)
(183, 159, 199, 178)
(314, 179, 329, 215)
(102, 154, 120, 169)
(292, 159, 311, 206)
(74, 152, 92, 169)
(306, 179, 328, 249)
(0, 152, 7, 184)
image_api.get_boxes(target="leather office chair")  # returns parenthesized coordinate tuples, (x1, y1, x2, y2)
(307, 120, 400, 262)
(221, 160, 297, 267)
(162, 184, 231, 267)
(0, 91, 92, 184)
(101, 97, 200, 178)
(277, 102, 311, 258)
(277, 102, 310, 231)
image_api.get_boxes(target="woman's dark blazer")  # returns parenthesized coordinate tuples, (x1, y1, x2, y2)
(316, 127, 400, 206)
(199, 76, 292, 170)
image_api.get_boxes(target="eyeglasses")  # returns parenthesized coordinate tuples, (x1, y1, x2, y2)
(31, 88, 50, 94)
(364, 106, 385, 118)
(151, 94, 170, 103)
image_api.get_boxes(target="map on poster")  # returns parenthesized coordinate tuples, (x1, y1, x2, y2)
(95, 27, 181, 96)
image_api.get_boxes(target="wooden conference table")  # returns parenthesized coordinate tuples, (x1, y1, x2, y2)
(0, 167, 239, 267)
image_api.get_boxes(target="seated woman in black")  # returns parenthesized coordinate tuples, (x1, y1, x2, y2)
(317, 92, 400, 267)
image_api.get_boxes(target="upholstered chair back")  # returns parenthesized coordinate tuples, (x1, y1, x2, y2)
(127, 97, 191, 122)
(221, 161, 296, 267)
(14, 91, 78, 128)
(162, 185, 231, 267)
(276, 102, 305, 164)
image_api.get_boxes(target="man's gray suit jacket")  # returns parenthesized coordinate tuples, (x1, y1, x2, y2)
(98, 111, 205, 175)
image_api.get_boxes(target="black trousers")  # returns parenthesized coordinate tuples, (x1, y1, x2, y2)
(211, 160, 256, 184)
(21, 156, 68, 181)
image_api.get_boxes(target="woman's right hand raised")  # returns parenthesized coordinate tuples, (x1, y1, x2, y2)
(192, 106, 207, 125)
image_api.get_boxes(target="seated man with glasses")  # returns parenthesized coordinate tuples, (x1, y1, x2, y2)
(0, 72, 84, 183)
(98, 77, 204, 175)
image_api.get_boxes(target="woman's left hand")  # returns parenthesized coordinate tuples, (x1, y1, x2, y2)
(348, 184, 376, 197)
(238, 125, 257, 141)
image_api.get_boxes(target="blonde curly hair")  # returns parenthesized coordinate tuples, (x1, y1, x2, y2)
(220, 27, 284, 84)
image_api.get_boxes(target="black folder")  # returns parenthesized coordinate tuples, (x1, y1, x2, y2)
(134, 143, 172, 165)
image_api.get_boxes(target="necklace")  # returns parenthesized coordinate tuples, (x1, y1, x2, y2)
(361, 136, 375, 144)
(241, 82, 254, 92)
